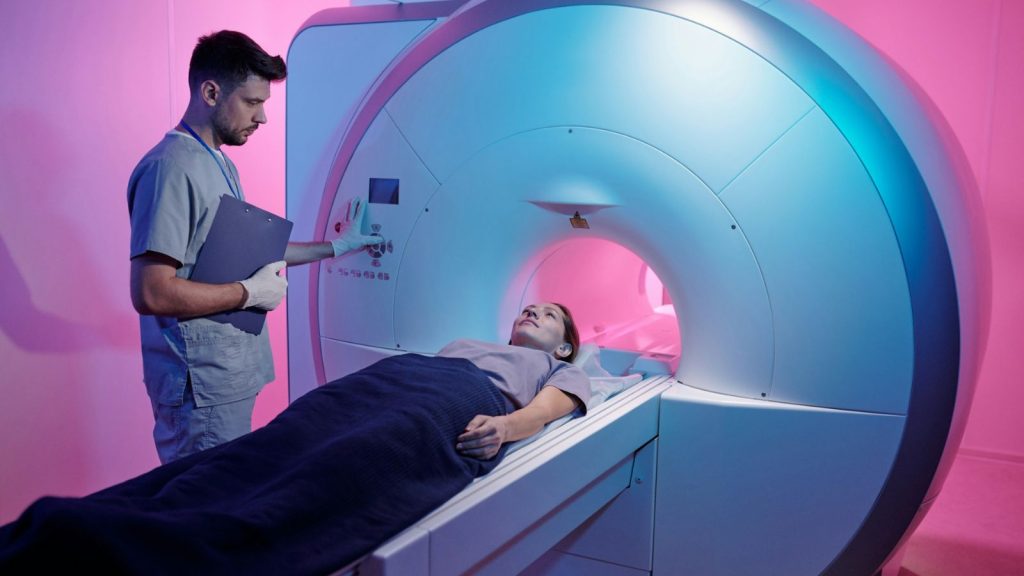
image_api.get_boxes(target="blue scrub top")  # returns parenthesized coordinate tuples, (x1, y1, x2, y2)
(127, 132, 274, 407)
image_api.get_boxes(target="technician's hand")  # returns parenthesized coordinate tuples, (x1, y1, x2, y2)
(331, 197, 379, 256)
(456, 414, 509, 460)
(238, 260, 287, 310)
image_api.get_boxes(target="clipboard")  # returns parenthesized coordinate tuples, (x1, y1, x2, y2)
(190, 195, 293, 334)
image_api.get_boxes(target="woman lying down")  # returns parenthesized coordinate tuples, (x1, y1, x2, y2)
(0, 302, 591, 575)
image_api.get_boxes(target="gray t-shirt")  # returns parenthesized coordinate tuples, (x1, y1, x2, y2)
(127, 131, 274, 408)
(437, 339, 591, 414)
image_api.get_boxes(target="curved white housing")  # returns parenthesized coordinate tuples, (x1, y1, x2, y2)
(286, 1, 990, 574)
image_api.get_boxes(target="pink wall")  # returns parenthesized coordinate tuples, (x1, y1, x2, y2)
(965, 0, 1024, 459)
(0, 0, 1021, 525)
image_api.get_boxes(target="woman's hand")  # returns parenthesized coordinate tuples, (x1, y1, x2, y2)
(456, 387, 579, 460)
(456, 414, 509, 460)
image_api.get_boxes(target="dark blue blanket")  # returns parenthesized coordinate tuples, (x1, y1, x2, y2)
(0, 354, 508, 575)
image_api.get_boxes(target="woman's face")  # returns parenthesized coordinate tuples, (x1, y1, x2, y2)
(510, 302, 571, 359)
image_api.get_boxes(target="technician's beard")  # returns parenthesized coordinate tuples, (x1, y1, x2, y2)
(211, 108, 248, 147)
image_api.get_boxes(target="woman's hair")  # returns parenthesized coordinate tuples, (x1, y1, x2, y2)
(554, 302, 580, 364)
(188, 30, 287, 93)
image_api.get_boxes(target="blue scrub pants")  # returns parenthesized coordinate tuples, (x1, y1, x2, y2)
(150, 376, 258, 464)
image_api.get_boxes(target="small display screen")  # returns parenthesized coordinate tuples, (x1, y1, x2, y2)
(368, 178, 399, 205)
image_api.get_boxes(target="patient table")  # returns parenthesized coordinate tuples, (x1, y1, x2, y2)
(354, 376, 672, 576)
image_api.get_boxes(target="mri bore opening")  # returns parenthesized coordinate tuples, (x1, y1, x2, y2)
(521, 238, 681, 376)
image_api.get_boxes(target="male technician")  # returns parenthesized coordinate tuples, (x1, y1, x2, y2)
(127, 31, 372, 463)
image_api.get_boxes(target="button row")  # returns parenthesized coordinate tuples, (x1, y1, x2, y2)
(332, 268, 391, 281)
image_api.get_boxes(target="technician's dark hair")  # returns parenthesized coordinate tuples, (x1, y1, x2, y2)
(188, 30, 287, 93)
(554, 302, 580, 364)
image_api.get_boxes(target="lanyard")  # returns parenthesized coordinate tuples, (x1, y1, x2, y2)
(179, 121, 241, 200)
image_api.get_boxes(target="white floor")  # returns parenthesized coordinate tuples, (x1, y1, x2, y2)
(899, 452, 1024, 576)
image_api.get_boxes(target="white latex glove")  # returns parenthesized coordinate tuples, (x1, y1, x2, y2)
(331, 197, 379, 257)
(238, 260, 287, 310)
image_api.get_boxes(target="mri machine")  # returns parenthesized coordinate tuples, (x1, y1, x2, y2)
(285, 0, 990, 574)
